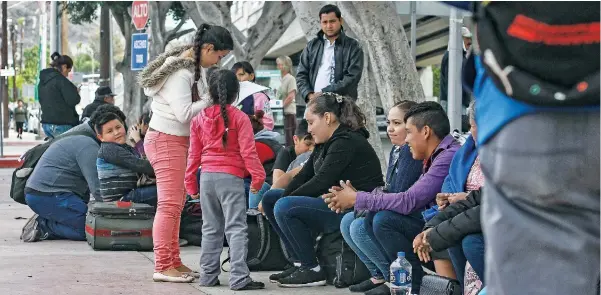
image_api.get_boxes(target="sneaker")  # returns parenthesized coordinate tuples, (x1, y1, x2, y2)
(269, 266, 298, 283)
(277, 267, 327, 288)
(20, 214, 43, 242)
(364, 283, 390, 295)
(237, 280, 265, 290)
(349, 279, 384, 292)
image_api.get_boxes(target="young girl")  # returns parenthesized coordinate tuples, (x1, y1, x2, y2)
(139, 24, 234, 283)
(231, 61, 275, 130)
(185, 69, 266, 291)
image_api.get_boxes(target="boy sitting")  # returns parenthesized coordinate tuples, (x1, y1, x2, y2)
(94, 112, 157, 207)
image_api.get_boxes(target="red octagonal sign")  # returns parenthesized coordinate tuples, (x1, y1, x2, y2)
(132, 1, 149, 31)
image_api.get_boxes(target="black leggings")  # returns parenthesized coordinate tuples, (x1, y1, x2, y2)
(16, 122, 24, 135)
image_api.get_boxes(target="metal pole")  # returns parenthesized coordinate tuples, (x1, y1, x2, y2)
(0, 78, 3, 157)
(36, 3, 48, 140)
(49, 1, 58, 53)
(109, 10, 114, 90)
(410, 1, 417, 62)
(447, 8, 463, 133)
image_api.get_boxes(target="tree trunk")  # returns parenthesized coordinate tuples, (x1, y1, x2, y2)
(291, 1, 388, 171)
(99, 5, 111, 86)
(183, 1, 296, 69)
(61, 2, 70, 56)
(2, 2, 8, 138)
(336, 2, 425, 111)
(112, 7, 143, 129)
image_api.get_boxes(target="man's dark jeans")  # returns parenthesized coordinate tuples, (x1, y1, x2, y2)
(25, 192, 87, 241)
(121, 185, 158, 207)
(371, 210, 426, 293)
(448, 234, 486, 288)
(262, 189, 344, 268)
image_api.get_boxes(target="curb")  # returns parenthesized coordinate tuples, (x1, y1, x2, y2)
(0, 157, 20, 169)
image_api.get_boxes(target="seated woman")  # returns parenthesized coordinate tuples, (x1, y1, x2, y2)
(414, 100, 485, 294)
(261, 93, 384, 288)
(339, 101, 423, 293)
(325, 102, 461, 294)
(231, 61, 274, 130)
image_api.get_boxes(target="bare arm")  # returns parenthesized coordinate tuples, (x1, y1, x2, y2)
(272, 166, 302, 189)
(283, 90, 297, 108)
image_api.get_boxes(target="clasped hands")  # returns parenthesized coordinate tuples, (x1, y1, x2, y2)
(322, 180, 358, 213)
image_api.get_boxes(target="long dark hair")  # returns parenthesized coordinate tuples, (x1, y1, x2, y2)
(50, 52, 73, 70)
(249, 110, 265, 134)
(231, 61, 256, 82)
(191, 24, 234, 102)
(208, 69, 240, 148)
(308, 93, 366, 131)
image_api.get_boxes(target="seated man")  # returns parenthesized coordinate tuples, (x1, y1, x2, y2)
(20, 105, 128, 243)
(251, 119, 314, 209)
(95, 112, 157, 207)
(326, 102, 460, 294)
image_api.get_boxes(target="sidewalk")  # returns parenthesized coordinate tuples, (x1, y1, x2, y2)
(0, 169, 342, 295)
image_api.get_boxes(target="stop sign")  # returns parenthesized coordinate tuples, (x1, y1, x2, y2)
(132, 1, 149, 31)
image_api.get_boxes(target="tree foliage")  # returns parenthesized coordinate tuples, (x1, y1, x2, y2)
(74, 53, 100, 74)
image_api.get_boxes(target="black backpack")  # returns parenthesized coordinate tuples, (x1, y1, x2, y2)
(316, 231, 371, 288)
(255, 138, 283, 185)
(10, 130, 97, 205)
(472, 2, 599, 107)
(179, 201, 202, 246)
(222, 209, 291, 272)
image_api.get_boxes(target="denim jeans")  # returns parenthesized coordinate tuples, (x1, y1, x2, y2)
(263, 189, 344, 267)
(448, 234, 486, 288)
(248, 183, 271, 209)
(372, 210, 426, 293)
(341, 212, 390, 280)
(121, 185, 158, 207)
(25, 192, 87, 241)
(42, 124, 73, 139)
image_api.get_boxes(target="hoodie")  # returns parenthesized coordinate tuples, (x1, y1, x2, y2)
(38, 68, 81, 126)
(185, 104, 266, 195)
(138, 45, 211, 136)
(283, 125, 384, 198)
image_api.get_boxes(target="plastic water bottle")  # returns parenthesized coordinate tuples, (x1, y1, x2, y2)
(390, 252, 412, 295)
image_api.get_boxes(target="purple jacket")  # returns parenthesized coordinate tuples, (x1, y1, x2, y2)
(355, 135, 460, 215)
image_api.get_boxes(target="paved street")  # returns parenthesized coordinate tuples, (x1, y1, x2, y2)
(0, 168, 349, 295)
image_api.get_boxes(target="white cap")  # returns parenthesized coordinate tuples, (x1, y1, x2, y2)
(461, 27, 473, 38)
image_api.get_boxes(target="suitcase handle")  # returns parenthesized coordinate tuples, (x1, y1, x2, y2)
(111, 230, 142, 237)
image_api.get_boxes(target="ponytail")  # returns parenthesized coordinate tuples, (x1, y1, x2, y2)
(307, 92, 366, 131)
(208, 69, 240, 149)
(49, 52, 73, 70)
(191, 24, 235, 103)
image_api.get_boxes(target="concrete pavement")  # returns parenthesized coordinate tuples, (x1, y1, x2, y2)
(0, 169, 347, 295)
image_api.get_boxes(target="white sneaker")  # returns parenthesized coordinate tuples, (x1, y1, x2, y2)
(152, 272, 194, 283)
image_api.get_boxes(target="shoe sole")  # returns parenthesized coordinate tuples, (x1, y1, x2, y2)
(152, 273, 195, 283)
(277, 280, 327, 288)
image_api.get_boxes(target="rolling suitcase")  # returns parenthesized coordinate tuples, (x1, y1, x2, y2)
(85, 201, 155, 251)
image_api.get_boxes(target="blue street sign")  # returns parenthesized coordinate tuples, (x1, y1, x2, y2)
(131, 33, 149, 71)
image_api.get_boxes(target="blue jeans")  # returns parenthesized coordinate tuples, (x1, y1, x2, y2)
(372, 210, 426, 293)
(448, 234, 486, 288)
(42, 124, 73, 139)
(25, 192, 87, 241)
(263, 189, 344, 267)
(248, 183, 271, 209)
(341, 212, 390, 280)
(121, 185, 158, 207)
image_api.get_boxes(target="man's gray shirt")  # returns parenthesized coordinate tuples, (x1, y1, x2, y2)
(25, 135, 101, 202)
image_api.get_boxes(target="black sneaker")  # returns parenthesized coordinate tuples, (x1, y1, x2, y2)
(20, 214, 47, 242)
(269, 266, 298, 283)
(349, 279, 384, 292)
(237, 280, 265, 290)
(364, 283, 390, 295)
(277, 267, 327, 288)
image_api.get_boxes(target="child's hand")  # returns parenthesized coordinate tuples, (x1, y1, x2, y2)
(250, 188, 258, 194)
(129, 125, 142, 143)
(190, 193, 200, 199)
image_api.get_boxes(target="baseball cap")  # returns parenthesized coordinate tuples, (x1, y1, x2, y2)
(95, 86, 116, 98)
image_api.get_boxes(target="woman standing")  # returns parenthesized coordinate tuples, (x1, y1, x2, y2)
(13, 100, 28, 139)
(276, 56, 297, 147)
(139, 24, 234, 283)
(38, 52, 80, 138)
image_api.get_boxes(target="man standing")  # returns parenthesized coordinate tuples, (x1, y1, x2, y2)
(81, 86, 117, 123)
(296, 4, 364, 103)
